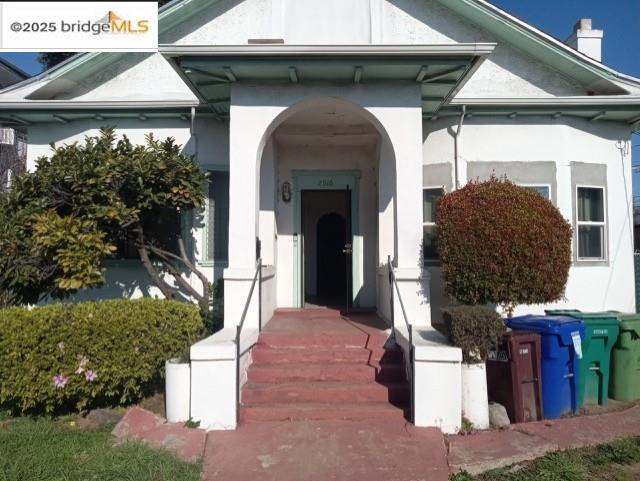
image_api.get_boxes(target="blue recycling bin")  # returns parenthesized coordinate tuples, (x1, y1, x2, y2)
(507, 315, 585, 419)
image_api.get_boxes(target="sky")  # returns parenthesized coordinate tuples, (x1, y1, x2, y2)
(1, 1, 639, 198)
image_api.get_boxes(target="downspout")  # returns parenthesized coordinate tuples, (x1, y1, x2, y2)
(190, 106, 198, 157)
(453, 105, 466, 190)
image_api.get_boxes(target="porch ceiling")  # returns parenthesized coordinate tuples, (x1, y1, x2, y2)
(160, 44, 496, 117)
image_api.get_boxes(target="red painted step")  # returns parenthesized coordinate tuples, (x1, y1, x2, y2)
(251, 346, 404, 365)
(242, 381, 409, 404)
(247, 363, 406, 383)
(258, 332, 369, 349)
(240, 402, 408, 423)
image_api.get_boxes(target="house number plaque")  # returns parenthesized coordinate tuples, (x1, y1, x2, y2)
(318, 179, 334, 188)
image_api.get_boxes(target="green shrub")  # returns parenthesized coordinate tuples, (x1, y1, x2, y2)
(0, 298, 202, 415)
(437, 177, 572, 314)
(443, 306, 505, 364)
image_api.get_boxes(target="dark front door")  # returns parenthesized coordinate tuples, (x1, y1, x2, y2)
(301, 189, 352, 309)
(317, 212, 347, 301)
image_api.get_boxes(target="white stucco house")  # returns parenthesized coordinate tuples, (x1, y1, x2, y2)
(1, 0, 639, 432)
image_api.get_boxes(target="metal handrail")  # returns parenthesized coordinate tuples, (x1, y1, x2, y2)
(387, 255, 414, 423)
(235, 257, 262, 425)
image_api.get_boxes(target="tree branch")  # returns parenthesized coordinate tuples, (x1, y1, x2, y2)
(134, 227, 179, 300)
(147, 245, 204, 303)
(144, 238, 209, 311)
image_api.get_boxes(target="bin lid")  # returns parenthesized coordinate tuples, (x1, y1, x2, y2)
(617, 314, 640, 336)
(507, 315, 584, 346)
(549, 311, 619, 326)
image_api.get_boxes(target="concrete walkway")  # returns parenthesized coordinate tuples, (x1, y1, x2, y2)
(202, 420, 450, 481)
(113, 403, 640, 479)
(447, 403, 640, 475)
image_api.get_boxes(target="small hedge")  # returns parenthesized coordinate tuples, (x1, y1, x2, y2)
(443, 306, 505, 364)
(0, 298, 202, 415)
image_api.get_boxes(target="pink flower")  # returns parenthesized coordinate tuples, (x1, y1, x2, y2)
(84, 370, 97, 382)
(53, 374, 68, 389)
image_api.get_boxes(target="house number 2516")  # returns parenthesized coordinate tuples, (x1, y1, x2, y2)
(318, 179, 334, 187)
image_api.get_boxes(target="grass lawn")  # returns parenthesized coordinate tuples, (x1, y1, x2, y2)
(0, 416, 201, 481)
(451, 437, 640, 481)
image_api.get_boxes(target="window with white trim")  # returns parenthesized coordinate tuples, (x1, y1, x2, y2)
(520, 184, 551, 200)
(576, 186, 606, 261)
(204, 170, 229, 262)
(423, 187, 444, 262)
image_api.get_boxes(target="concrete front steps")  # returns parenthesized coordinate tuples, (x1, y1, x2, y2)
(240, 320, 409, 423)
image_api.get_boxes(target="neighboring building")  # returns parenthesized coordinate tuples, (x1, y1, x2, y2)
(0, 0, 638, 431)
(0, 58, 29, 190)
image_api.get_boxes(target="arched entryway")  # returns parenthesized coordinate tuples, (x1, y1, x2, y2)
(254, 95, 404, 314)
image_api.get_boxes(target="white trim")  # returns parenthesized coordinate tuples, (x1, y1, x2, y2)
(518, 183, 552, 200)
(0, 100, 201, 109)
(450, 97, 640, 107)
(575, 184, 607, 262)
(202, 166, 230, 264)
(422, 186, 445, 262)
(159, 43, 498, 57)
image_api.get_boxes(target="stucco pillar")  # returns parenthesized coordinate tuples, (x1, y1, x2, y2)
(374, 101, 432, 326)
(224, 101, 271, 328)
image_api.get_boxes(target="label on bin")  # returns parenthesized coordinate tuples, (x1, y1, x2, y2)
(571, 331, 583, 359)
(593, 329, 608, 336)
(488, 350, 508, 362)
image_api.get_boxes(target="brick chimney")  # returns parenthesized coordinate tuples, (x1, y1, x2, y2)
(566, 19, 603, 62)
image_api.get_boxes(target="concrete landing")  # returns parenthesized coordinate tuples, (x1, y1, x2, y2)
(202, 420, 450, 481)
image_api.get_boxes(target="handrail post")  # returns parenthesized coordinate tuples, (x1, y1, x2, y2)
(235, 257, 263, 426)
(388, 254, 415, 424)
(388, 255, 394, 331)
(235, 324, 241, 426)
(258, 260, 262, 332)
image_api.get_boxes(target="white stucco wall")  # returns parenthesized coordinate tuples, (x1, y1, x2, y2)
(423, 116, 636, 317)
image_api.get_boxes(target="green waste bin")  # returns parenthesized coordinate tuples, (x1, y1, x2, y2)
(610, 314, 640, 402)
(545, 310, 620, 407)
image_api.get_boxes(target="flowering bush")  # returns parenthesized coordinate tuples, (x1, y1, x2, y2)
(0, 298, 202, 415)
(437, 177, 572, 314)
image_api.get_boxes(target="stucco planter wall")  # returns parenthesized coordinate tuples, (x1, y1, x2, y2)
(461, 362, 490, 430)
(165, 358, 191, 423)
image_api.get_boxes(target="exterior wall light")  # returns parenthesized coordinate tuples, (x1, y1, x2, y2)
(282, 181, 292, 203)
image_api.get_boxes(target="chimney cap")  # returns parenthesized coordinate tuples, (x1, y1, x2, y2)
(574, 18, 593, 32)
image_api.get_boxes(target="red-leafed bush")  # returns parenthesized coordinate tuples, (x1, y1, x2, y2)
(436, 177, 572, 314)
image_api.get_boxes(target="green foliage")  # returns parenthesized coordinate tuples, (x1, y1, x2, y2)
(437, 177, 572, 314)
(0, 298, 202, 415)
(31, 211, 116, 291)
(442, 306, 505, 363)
(0, 417, 201, 481)
(0, 128, 207, 306)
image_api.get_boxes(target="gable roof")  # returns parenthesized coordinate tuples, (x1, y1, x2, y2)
(0, 58, 29, 88)
(1, 0, 640, 127)
(436, 0, 639, 94)
(4, 0, 640, 97)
